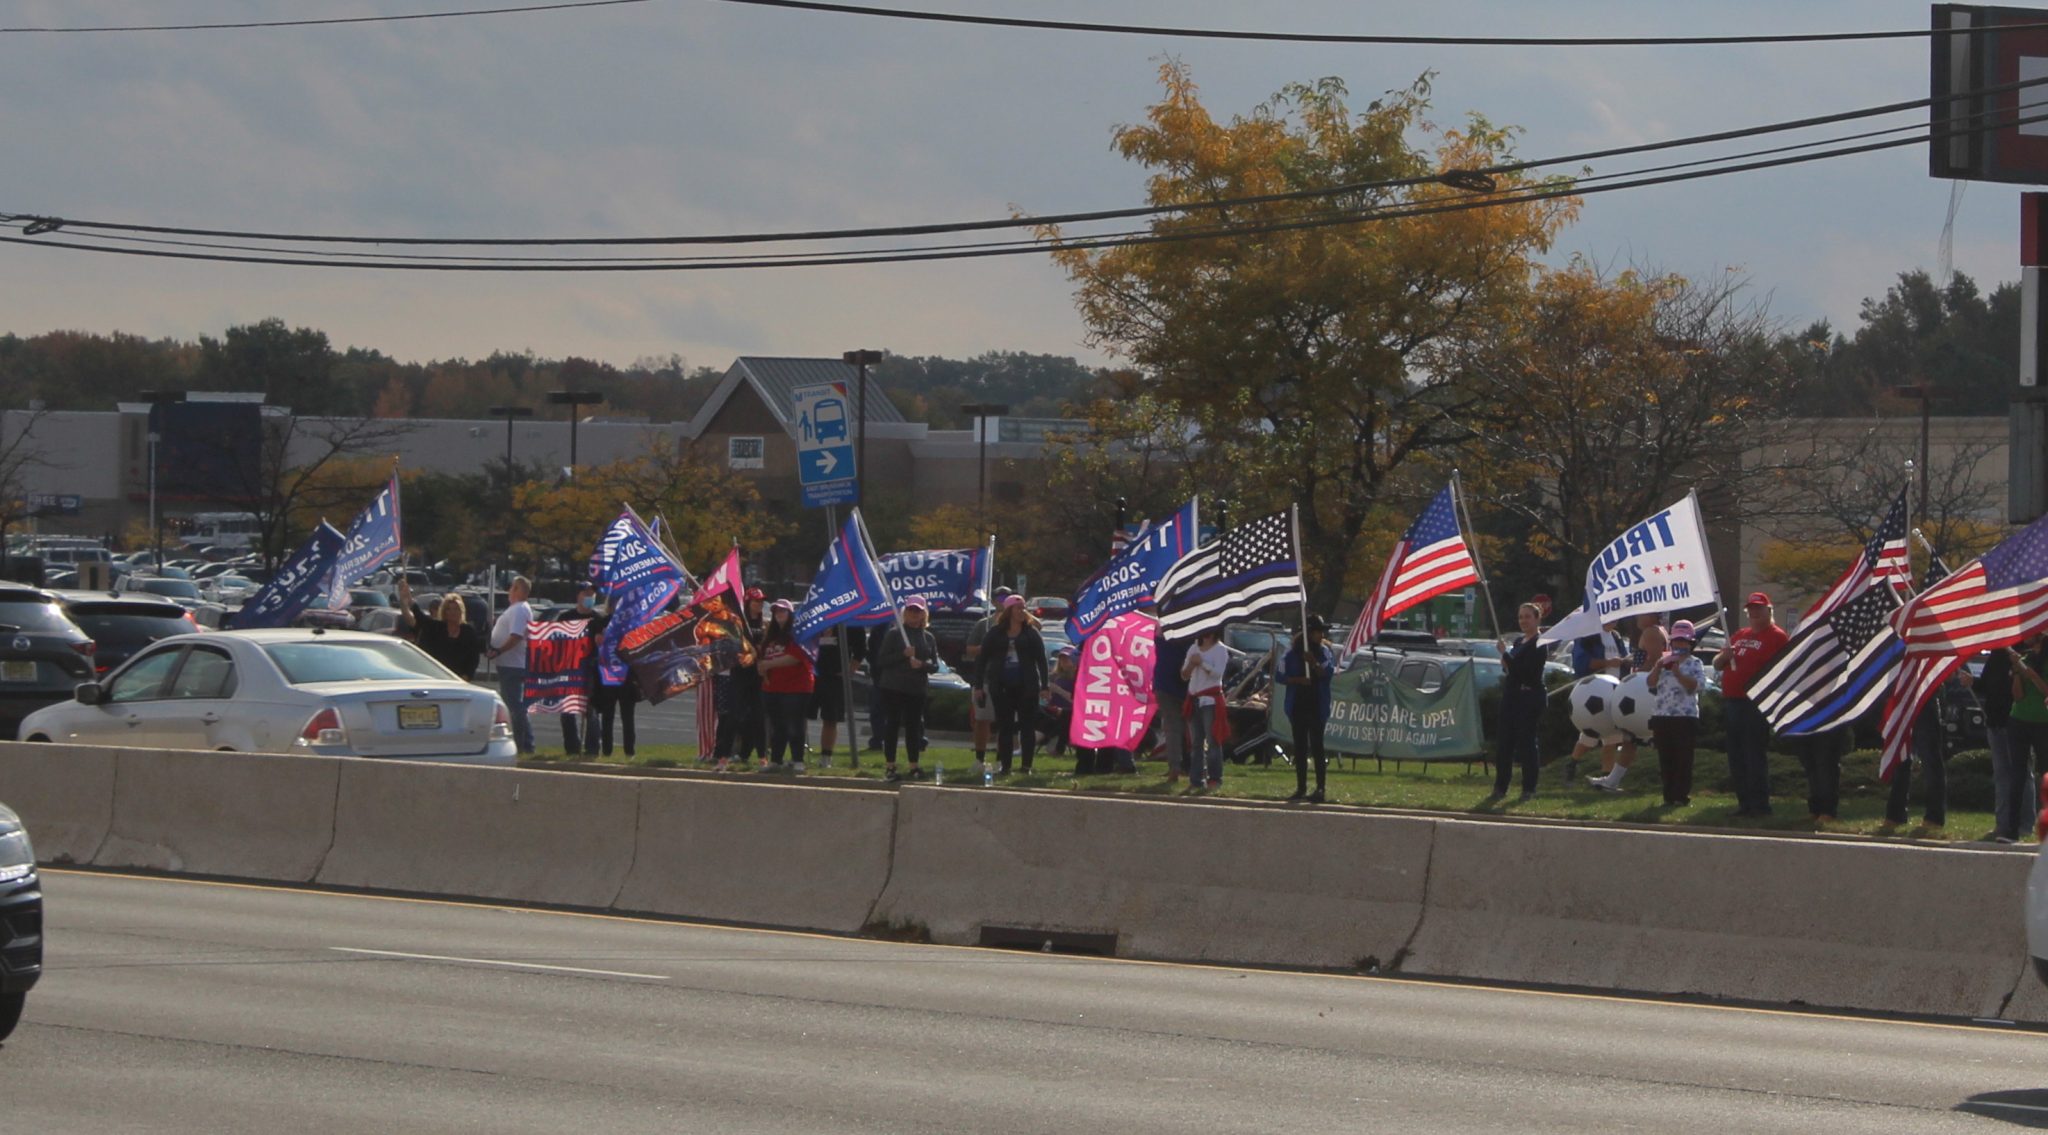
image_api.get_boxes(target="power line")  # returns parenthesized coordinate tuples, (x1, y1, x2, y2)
(4, 0, 2044, 45)
(11, 73, 2045, 250)
(6, 106, 2035, 272)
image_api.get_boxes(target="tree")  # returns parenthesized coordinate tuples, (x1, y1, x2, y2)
(1463, 262, 1810, 590)
(1045, 64, 1578, 607)
(1780, 270, 2018, 417)
(1776, 426, 2006, 573)
(905, 504, 982, 550)
(508, 442, 785, 580)
(202, 411, 418, 568)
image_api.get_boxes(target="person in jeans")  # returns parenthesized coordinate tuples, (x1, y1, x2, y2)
(1714, 592, 1790, 817)
(1645, 618, 1704, 806)
(1978, 645, 2020, 841)
(976, 595, 1048, 776)
(1795, 725, 1849, 826)
(1179, 627, 1230, 791)
(757, 599, 815, 772)
(1281, 615, 1336, 803)
(872, 599, 939, 781)
(486, 576, 535, 756)
(2005, 637, 2048, 839)
(1489, 603, 1549, 803)
(1887, 694, 1958, 829)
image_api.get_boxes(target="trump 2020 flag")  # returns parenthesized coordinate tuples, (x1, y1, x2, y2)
(235, 522, 347, 629)
(792, 509, 898, 648)
(1066, 499, 1199, 643)
(324, 472, 402, 611)
(1540, 493, 1721, 645)
(1070, 610, 1158, 749)
(524, 618, 593, 715)
(877, 544, 991, 612)
(590, 507, 684, 598)
(1346, 485, 1480, 656)
(1155, 507, 1304, 642)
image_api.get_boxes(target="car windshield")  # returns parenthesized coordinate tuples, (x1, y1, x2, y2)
(140, 579, 202, 599)
(0, 598, 77, 631)
(264, 639, 452, 684)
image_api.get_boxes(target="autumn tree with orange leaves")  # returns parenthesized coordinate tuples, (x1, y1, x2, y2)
(1045, 65, 1578, 609)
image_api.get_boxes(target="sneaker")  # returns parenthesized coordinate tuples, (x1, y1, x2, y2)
(906, 766, 923, 781)
(1287, 789, 1308, 802)
(791, 761, 807, 774)
(1484, 792, 1506, 803)
(1593, 779, 1622, 793)
(714, 758, 732, 772)
(1304, 790, 1325, 804)
(883, 766, 901, 782)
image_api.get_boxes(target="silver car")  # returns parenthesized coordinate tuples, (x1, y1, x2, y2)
(17, 629, 516, 765)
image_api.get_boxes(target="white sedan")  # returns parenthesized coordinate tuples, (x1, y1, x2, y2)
(17, 628, 517, 765)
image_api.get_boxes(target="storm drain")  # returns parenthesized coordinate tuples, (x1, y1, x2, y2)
(977, 925, 1119, 956)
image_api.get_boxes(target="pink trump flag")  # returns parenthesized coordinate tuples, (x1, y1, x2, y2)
(1070, 611, 1157, 750)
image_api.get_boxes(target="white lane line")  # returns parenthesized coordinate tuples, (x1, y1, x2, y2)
(330, 946, 669, 981)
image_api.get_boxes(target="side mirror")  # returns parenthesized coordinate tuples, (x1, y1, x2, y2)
(74, 682, 105, 706)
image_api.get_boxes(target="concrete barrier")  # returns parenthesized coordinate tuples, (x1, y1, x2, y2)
(94, 748, 341, 881)
(872, 788, 1435, 970)
(0, 741, 116, 864)
(1401, 818, 2036, 1020)
(614, 778, 896, 932)
(316, 760, 640, 908)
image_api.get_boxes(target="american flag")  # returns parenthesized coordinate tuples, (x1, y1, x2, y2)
(1880, 518, 2048, 778)
(1156, 508, 1304, 641)
(1749, 583, 1903, 735)
(1344, 486, 1480, 656)
(1803, 489, 1911, 623)
(696, 680, 717, 758)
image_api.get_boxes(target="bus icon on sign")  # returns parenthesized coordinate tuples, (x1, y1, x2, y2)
(813, 397, 848, 443)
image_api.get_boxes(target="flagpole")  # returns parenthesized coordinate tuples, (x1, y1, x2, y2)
(1290, 502, 1311, 647)
(1687, 487, 1728, 634)
(852, 506, 907, 640)
(1451, 470, 1503, 643)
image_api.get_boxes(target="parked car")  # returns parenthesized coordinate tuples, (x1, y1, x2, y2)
(0, 802, 39, 1043)
(1024, 596, 1071, 623)
(17, 629, 517, 764)
(52, 593, 202, 677)
(0, 586, 97, 737)
(117, 575, 206, 608)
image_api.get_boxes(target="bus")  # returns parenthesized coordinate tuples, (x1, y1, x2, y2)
(177, 512, 261, 552)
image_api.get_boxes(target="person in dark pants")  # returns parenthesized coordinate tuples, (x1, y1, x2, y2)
(713, 588, 769, 769)
(1887, 697, 1955, 829)
(1794, 725, 1849, 824)
(2003, 638, 2048, 838)
(1489, 603, 1549, 802)
(1714, 592, 1790, 817)
(976, 595, 1048, 776)
(1153, 631, 1190, 784)
(1979, 646, 2020, 842)
(757, 599, 815, 771)
(872, 599, 940, 780)
(1281, 615, 1337, 803)
(809, 628, 846, 767)
(1646, 619, 1706, 806)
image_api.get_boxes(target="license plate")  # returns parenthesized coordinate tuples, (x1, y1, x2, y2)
(0, 660, 36, 683)
(397, 704, 441, 730)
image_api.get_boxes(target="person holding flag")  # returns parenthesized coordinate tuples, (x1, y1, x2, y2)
(1714, 592, 1790, 817)
(758, 599, 816, 772)
(1345, 485, 1481, 657)
(1279, 614, 1336, 803)
(873, 598, 940, 782)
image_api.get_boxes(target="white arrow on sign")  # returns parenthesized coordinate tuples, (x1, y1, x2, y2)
(814, 449, 840, 476)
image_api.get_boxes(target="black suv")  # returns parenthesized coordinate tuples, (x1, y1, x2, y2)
(52, 592, 199, 677)
(0, 587, 95, 737)
(0, 803, 40, 1043)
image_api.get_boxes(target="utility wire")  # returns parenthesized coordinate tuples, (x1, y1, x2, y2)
(8, 73, 2045, 249)
(6, 105, 2040, 272)
(4, 0, 2043, 46)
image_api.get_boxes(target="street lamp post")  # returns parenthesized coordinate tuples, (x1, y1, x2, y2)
(488, 405, 534, 564)
(546, 390, 604, 474)
(959, 402, 1010, 538)
(139, 390, 184, 566)
(842, 350, 883, 508)
(1893, 383, 1941, 530)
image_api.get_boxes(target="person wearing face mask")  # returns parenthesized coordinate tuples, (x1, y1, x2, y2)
(758, 598, 816, 772)
(1645, 618, 1706, 806)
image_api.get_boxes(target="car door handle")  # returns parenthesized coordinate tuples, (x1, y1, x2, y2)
(123, 714, 140, 727)
(200, 713, 220, 724)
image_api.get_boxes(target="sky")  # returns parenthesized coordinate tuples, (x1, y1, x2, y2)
(0, 0, 2027, 371)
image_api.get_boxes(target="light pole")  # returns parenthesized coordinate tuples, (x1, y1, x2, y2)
(842, 350, 882, 508)
(546, 390, 603, 474)
(488, 405, 533, 564)
(1893, 383, 1941, 531)
(959, 401, 1009, 538)
(139, 390, 184, 566)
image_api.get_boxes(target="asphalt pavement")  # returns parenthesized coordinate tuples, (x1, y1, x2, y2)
(9, 870, 2048, 1134)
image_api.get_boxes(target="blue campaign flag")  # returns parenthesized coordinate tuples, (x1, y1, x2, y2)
(589, 508, 685, 597)
(598, 576, 678, 685)
(1065, 499, 1200, 642)
(235, 523, 347, 629)
(325, 473, 403, 611)
(876, 546, 990, 612)
(792, 510, 898, 648)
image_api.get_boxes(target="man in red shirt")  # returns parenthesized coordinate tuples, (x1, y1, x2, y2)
(1714, 592, 1791, 817)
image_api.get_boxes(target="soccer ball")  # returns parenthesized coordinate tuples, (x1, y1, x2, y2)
(1613, 673, 1656, 743)
(1567, 675, 1620, 742)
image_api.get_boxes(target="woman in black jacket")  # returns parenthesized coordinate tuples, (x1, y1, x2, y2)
(398, 579, 484, 681)
(975, 595, 1048, 776)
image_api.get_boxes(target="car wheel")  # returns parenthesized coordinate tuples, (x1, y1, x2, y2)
(22, 735, 48, 743)
(0, 992, 23, 1042)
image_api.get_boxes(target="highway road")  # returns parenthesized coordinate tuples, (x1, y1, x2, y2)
(9, 870, 2048, 1133)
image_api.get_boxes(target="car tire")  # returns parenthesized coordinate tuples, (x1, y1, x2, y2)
(21, 735, 47, 743)
(0, 992, 23, 1042)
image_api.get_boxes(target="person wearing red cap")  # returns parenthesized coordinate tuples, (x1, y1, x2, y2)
(1715, 592, 1790, 817)
(758, 598, 815, 772)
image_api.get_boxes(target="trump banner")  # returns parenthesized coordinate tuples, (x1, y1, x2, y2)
(617, 599, 754, 705)
(792, 509, 898, 648)
(1070, 610, 1157, 750)
(325, 472, 403, 611)
(877, 543, 991, 612)
(1066, 499, 1199, 643)
(590, 506, 687, 685)
(235, 522, 346, 629)
(524, 618, 593, 715)
(1540, 492, 1721, 645)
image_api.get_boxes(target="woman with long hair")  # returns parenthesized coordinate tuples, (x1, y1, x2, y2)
(974, 595, 1048, 776)
(758, 599, 816, 772)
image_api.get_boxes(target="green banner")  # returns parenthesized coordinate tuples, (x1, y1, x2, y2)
(1270, 662, 1487, 761)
